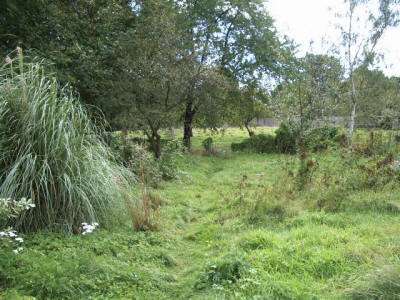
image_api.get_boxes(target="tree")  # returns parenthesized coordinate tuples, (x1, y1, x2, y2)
(336, 0, 399, 142)
(115, 0, 189, 158)
(230, 85, 270, 136)
(0, 0, 136, 124)
(350, 68, 400, 128)
(272, 54, 343, 131)
(174, 0, 292, 148)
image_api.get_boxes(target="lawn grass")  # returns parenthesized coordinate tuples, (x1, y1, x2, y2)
(1, 127, 400, 299)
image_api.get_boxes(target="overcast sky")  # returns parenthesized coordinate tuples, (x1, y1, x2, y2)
(266, 0, 400, 77)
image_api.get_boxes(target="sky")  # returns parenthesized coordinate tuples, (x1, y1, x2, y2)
(266, 0, 400, 77)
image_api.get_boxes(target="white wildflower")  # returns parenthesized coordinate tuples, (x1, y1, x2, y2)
(15, 237, 23, 243)
(12, 247, 23, 254)
(81, 222, 99, 235)
(8, 231, 17, 238)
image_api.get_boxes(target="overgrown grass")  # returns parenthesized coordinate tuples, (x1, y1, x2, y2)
(1, 128, 400, 299)
(0, 55, 132, 232)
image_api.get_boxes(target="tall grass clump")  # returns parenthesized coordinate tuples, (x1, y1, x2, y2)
(0, 52, 132, 232)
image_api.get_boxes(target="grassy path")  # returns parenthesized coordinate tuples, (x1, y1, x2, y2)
(156, 154, 281, 299)
(153, 152, 400, 299)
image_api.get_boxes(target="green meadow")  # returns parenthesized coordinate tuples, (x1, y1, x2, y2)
(2, 128, 400, 299)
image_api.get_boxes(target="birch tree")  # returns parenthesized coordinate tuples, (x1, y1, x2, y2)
(337, 0, 399, 143)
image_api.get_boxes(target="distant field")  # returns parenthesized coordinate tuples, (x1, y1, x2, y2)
(2, 128, 400, 299)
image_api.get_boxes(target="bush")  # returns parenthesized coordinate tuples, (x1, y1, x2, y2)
(275, 122, 298, 154)
(108, 132, 147, 166)
(127, 144, 162, 187)
(0, 54, 132, 232)
(111, 134, 183, 185)
(305, 126, 339, 152)
(158, 140, 183, 180)
(231, 134, 276, 154)
(352, 131, 398, 157)
(231, 125, 340, 155)
(197, 253, 251, 289)
(202, 137, 214, 154)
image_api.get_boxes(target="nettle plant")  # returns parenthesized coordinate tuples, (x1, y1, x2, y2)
(0, 197, 34, 254)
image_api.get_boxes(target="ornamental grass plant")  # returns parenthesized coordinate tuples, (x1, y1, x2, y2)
(0, 51, 132, 232)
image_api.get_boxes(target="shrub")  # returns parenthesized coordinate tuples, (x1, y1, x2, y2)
(108, 132, 146, 166)
(202, 137, 214, 154)
(296, 157, 318, 190)
(158, 139, 183, 180)
(395, 134, 400, 144)
(231, 141, 248, 152)
(197, 253, 251, 289)
(305, 126, 339, 152)
(275, 122, 298, 154)
(127, 144, 162, 187)
(0, 54, 132, 232)
(231, 134, 276, 154)
(126, 189, 161, 232)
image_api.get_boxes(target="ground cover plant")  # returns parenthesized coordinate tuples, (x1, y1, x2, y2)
(1, 128, 400, 299)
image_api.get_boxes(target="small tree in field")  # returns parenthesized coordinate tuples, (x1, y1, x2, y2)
(335, 0, 399, 143)
(231, 86, 270, 137)
(273, 54, 343, 189)
(175, 0, 292, 149)
(116, 0, 189, 158)
(273, 54, 343, 136)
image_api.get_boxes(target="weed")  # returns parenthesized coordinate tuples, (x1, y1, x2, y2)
(197, 253, 251, 289)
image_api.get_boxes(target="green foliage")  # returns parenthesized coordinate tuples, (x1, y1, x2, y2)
(350, 265, 400, 299)
(231, 123, 299, 154)
(231, 134, 276, 154)
(111, 134, 183, 186)
(197, 253, 251, 289)
(0, 57, 131, 232)
(275, 122, 298, 154)
(232, 124, 340, 155)
(351, 130, 399, 157)
(0, 0, 135, 125)
(202, 137, 214, 154)
(0, 230, 174, 299)
(305, 126, 339, 152)
(0, 198, 34, 226)
(158, 140, 183, 180)
(126, 143, 162, 186)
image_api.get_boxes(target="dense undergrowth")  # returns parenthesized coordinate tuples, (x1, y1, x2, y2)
(1, 128, 400, 299)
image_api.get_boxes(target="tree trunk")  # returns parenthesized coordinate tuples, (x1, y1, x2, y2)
(183, 101, 195, 150)
(244, 121, 255, 137)
(348, 101, 357, 145)
(149, 131, 161, 159)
